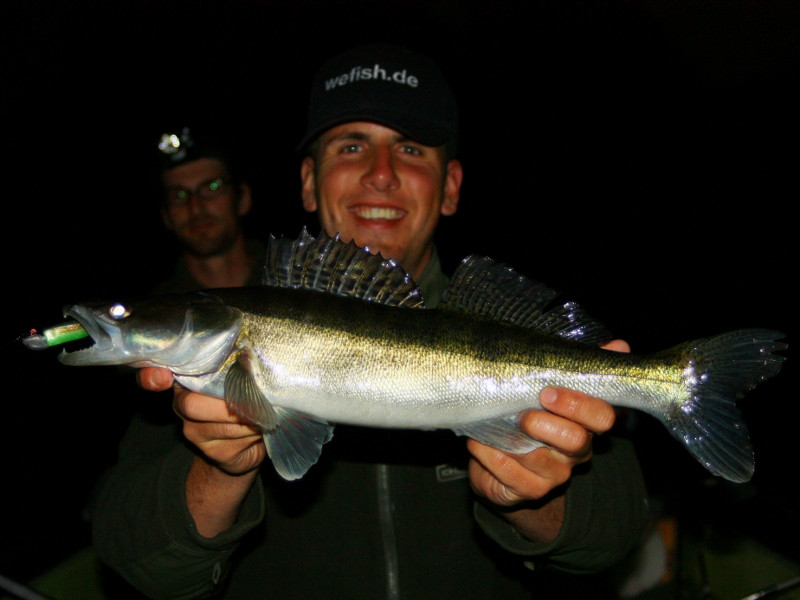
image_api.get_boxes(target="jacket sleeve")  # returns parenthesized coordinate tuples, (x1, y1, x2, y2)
(473, 434, 649, 574)
(90, 411, 265, 600)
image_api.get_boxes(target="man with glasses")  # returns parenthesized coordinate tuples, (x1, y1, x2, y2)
(156, 127, 264, 293)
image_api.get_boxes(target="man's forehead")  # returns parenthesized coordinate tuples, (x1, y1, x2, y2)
(163, 157, 229, 183)
(320, 121, 413, 144)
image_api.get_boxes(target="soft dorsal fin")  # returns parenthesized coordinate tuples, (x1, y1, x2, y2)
(441, 255, 613, 346)
(262, 228, 425, 308)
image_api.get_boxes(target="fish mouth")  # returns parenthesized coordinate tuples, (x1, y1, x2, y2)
(56, 306, 120, 365)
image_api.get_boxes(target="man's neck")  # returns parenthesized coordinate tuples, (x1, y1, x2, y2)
(183, 235, 255, 289)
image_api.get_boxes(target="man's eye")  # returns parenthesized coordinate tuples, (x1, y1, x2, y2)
(400, 145, 422, 155)
(341, 144, 362, 153)
(175, 189, 189, 199)
(208, 181, 221, 192)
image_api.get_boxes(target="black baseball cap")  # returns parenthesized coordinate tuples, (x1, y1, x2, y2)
(298, 43, 458, 152)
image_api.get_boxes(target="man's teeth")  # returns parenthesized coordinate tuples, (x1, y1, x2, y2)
(354, 207, 403, 220)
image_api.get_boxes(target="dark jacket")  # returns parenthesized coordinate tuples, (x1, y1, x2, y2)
(91, 249, 648, 599)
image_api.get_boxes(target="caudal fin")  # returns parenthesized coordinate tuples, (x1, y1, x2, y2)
(662, 328, 787, 483)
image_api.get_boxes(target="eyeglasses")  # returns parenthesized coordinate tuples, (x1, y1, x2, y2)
(164, 177, 234, 207)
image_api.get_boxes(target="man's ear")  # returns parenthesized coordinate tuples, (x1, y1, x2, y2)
(300, 156, 318, 212)
(441, 159, 463, 216)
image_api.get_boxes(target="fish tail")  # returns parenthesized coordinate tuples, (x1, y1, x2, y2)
(658, 328, 787, 483)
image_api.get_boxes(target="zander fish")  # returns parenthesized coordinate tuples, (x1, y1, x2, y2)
(23, 229, 787, 482)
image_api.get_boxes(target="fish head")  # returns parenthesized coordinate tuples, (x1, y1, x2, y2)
(58, 291, 242, 374)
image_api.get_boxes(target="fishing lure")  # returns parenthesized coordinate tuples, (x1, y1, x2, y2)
(23, 322, 87, 350)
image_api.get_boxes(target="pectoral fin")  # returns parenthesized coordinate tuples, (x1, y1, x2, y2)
(224, 352, 334, 480)
(453, 416, 546, 454)
(224, 354, 279, 430)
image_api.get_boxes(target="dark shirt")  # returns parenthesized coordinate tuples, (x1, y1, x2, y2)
(152, 239, 268, 295)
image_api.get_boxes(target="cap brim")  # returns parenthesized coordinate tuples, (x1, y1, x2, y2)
(296, 111, 453, 153)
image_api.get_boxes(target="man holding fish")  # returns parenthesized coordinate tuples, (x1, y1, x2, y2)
(91, 44, 649, 598)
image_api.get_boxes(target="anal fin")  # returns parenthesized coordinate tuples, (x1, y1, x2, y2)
(453, 415, 546, 454)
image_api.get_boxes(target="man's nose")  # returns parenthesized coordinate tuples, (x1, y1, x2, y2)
(361, 147, 399, 191)
(183, 192, 209, 214)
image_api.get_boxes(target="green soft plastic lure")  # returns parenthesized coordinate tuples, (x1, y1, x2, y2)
(23, 321, 88, 350)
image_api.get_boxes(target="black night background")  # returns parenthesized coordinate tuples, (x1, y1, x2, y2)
(4, 0, 798, 595)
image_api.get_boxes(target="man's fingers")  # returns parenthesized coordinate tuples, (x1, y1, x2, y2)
(174, 391, 245, 424)
(538, 387, 616, 435)
(602, 338, 630, 353)
(518, 409, 594, 456)
(137, 367, 174, 391)
(467, 439, 571, 504)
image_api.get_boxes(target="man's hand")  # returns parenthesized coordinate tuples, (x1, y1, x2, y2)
(137, 367, 266, 475)
(467, 339, 630, 542)
(137, 366, 265, 537)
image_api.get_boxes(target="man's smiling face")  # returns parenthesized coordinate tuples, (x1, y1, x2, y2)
(301, 121, 462, 279)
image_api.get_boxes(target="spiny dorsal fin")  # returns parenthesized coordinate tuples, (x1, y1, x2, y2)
(441, 255, 612, 346)
(262, 228, 425, 308)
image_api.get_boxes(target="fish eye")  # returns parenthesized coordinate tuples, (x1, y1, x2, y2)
(108, 303, 131, 320)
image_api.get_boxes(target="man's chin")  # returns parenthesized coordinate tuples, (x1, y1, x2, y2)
(343, 219, 404, 245)
(181, 235, 234, 258)
(354, 237, 406, 265)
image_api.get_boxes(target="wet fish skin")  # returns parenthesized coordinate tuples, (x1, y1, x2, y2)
(26, 231, 788, 482)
